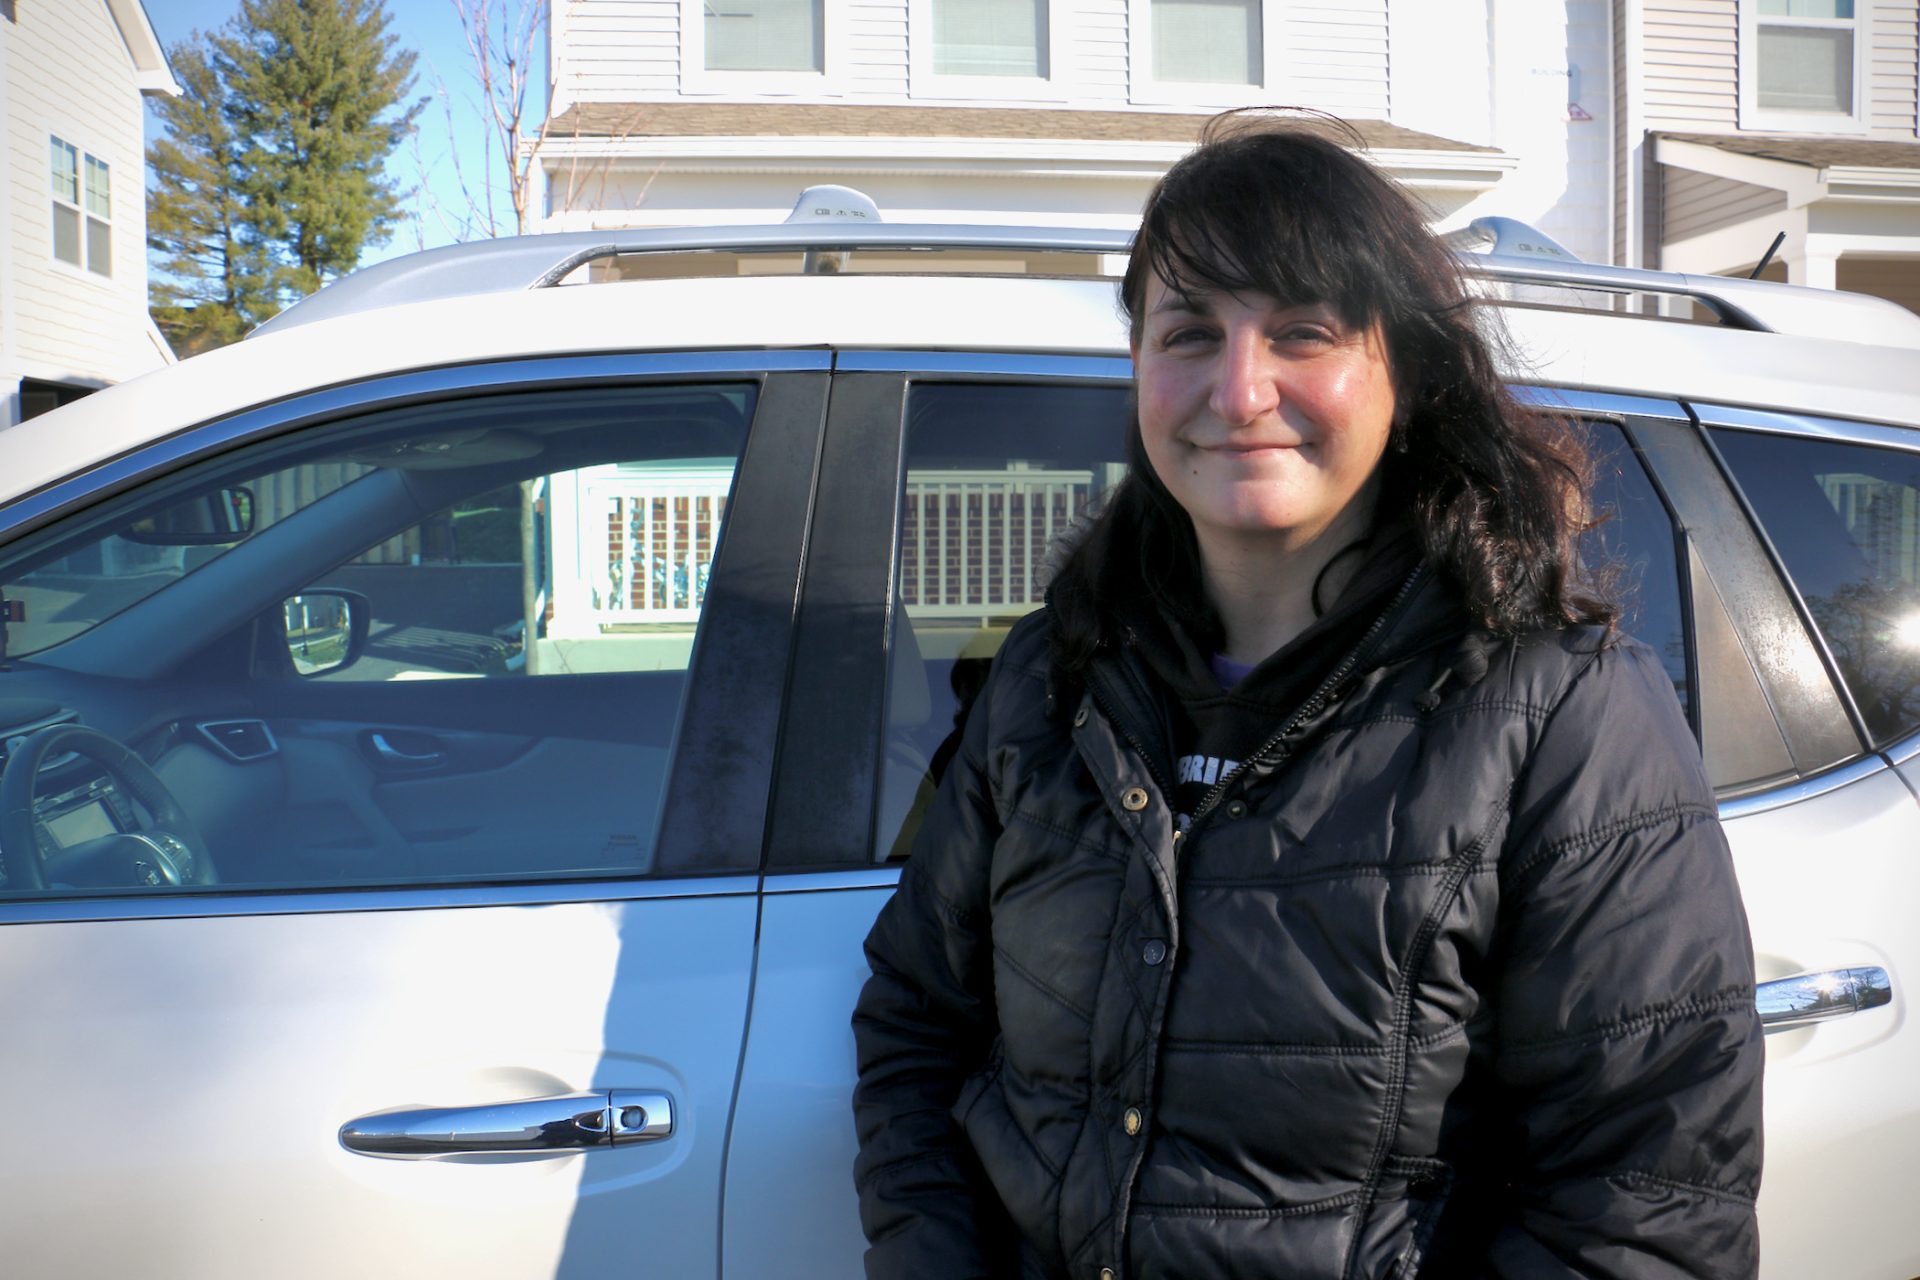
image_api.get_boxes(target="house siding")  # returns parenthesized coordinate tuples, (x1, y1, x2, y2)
(1662, 167, 1786, 241)
(1280, 0, 1391, 117)
(1076, 0, 1131, 102)
(1642, 0, 1739, 129)
(848, 0, 908, 99)
(1869, 1, 1919, 137)
(552, 0, 1393, 114)
(3, 0, 159, 388)
(556, 0, 681, 103)
(1632, 0, 1917, 137)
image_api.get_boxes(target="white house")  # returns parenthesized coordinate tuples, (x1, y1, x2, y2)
(522, 1, 1624, 653)
(0, 0, 179, 429)
(537, 1, 1628, 262)
(1616, 0, 1920, 309)
(538, 0, 1920, 309)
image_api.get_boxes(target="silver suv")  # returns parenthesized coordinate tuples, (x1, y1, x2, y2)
(0, 197, 1915, 1278)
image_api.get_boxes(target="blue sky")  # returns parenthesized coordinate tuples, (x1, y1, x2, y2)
(141, 0, 535, 266)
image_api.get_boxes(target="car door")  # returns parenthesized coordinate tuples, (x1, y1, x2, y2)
(720, 356, 1147, 1277)
(1674, 404, 1920, 1280)
(0, 354, 829, 1278)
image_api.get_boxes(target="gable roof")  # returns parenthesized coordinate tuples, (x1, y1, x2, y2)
(102, 0, 181, 96)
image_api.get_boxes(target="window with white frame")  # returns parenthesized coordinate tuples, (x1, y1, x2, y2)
(1151, 0, 1260, 86)
(909, 0, 1069, 98)
(704, 0, 823, 71)
(51, 137, 112, 276)
(1740, 0, 1867, 130)
(934, 0, 1046, 77)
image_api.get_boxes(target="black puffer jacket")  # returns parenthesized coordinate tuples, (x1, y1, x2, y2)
(852, 570, 1763, 1280)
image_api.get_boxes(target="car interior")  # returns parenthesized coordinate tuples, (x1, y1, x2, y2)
(0, 384, 753, 895)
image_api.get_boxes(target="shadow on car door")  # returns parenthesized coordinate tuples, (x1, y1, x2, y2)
(0, 360, 829, 1280)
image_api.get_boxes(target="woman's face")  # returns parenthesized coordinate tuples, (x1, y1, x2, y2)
(1132, 271, 1397, 559)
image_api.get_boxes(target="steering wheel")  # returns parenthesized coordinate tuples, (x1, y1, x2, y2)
(0, 724, 218, 891)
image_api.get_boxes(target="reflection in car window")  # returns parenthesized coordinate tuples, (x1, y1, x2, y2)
(875, 381, 1132, 858)
(310, 452, 739, 682)
(1581, 419, 1690, 722)
(872, 402, 1691, 860)
(0, 384, 754, 898)
(1, 459, 439, 657)
(309, 482, 532, 681)
(1711, 428, 1920, 746)
(3, 510, 253, 658)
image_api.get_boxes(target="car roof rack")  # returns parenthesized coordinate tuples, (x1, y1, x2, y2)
(251, 198, 1920, 352)
(1446, 216, 1920, 347)
(250, 221, 1137, 339)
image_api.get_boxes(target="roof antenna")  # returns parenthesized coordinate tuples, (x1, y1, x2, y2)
(1749, 231, 1786, 280)
(788, 184, 880, 275)
(1440, 217, 1580, 262)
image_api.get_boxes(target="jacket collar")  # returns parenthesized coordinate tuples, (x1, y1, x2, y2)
(1079, 562, 1470, 777)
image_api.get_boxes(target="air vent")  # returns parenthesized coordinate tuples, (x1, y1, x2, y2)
(0, 709, 82, 773)
(195, 719, 279, 763)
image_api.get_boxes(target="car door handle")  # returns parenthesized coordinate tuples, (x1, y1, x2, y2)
(367, 731, 446, 768)
(1756, 966, 1892, 1031)
(339, 1089, 673, 1159)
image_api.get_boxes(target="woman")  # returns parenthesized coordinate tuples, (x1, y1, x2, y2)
(852, 112, 1762, 1280)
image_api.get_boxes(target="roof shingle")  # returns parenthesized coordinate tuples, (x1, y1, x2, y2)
(543, 103, 1498, 153)
(1659, 131, 1920, 171)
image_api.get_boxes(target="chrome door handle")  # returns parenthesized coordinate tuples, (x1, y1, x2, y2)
(1756, 966, 1892, 1031)
(367, 732, 445, 768)
(339, 1089, 674, 1159)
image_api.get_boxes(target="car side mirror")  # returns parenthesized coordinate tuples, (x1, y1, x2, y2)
(280, 589, 371, 677)
(119, 487, 256, 546)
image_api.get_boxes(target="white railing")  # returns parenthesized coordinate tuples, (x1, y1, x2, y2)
(548, 465, 733, 634)
(898, 467, 1094, 618)
(546, 463, 1096, 636)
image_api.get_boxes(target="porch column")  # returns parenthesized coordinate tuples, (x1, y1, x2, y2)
(1788, 250, 1839, 291)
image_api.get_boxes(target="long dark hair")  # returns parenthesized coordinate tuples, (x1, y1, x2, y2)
(1049, 109, 1615, 672)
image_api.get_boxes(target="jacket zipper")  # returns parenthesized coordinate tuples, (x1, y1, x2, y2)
(1079, 564, 1427, 845)
(1184, 565, 1428, 836)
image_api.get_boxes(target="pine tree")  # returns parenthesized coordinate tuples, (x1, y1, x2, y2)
(146, 0, 423, 351)
(218, 0, 422, 300)
(146, 35, 280, 356)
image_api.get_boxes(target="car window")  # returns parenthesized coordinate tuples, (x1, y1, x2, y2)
(868, 400, 1690, 861)
(0, 383, 756, 897)
(1709, 427, 1920, 747)
(295, 481, 533, 680)
(1582, 418, 1690, 721)
(1, 497, 256, 657)
(874, 380, 1132, 859)
(306, 455, 734, 682)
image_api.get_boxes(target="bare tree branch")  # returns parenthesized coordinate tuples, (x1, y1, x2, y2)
(443, 0, 555, 236)
(435, 2, 664, 240)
